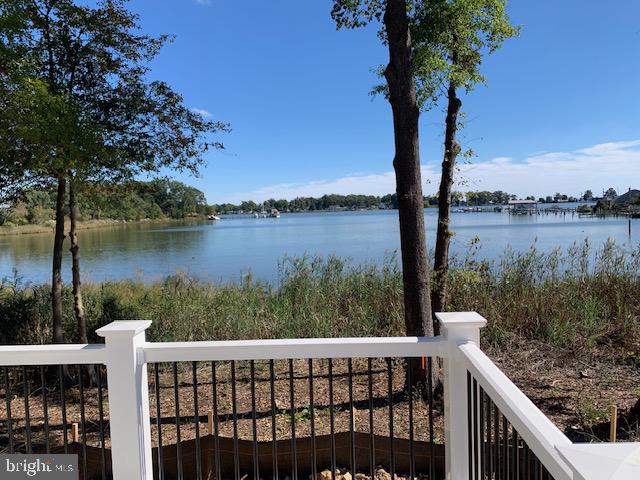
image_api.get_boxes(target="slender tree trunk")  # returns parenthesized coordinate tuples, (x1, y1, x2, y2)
(52, 177, 66, 344)
(68, 179, 87, 343)
(383, 0, 433, 387)
(69, 179, 98, 386)
(431, 81, 462, 332)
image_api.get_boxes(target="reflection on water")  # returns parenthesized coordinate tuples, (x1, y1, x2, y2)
(1, 209, 638, 285)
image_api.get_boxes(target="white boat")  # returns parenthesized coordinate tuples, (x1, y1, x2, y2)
(207, 215, 221, 221)
(269, 209, 281, 218)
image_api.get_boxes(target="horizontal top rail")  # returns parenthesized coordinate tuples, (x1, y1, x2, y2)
(458, 341, 574, 480)
(0, 343, 106, 366)
(143, 335, 447, 363)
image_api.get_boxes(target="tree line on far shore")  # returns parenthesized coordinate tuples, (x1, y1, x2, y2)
(1, 185, 607, 228)
(0, 180, 212, 227)
(213, 189, 600, 214)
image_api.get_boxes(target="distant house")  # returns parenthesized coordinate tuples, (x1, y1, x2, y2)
(508, 199, 538, 214)
(595, 188, 640, 213)
(614, 189, 640, 205)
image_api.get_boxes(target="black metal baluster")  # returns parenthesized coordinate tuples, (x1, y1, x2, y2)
(428, 357, 435, 480)
(269, 360, 278, 480)
(289, 359, 298, 480)
(473, 378, 479, 480)
(78, 366, 88, 477)
(309, 359, 317, 480)
(328, 359, 336, 480)
(154, 364, 164, 480)
(368, 358, 375, 479)
(22, 366, 31, 453)
(494, 405, 500, 480)
(211, 362, 222, 480)
(231, 361, 240, 480)
(192, 362, 202, 480)
(250, 361, 259, 480)
(59, 365, 68, 453)
(524, 443, 530, 480)
(40, 366, 50, 453)
(97, 367, 106, 480)
(173, 362, 183, 480)
(487, 395, 496, 480)
(4, 367, 14, 453)
(512, 428, 520, 480)
(503, 416, 508, 480)
(387, 358, 395, 479)
(467, 372, 473, 480)
(348, 358, 355, 478)
(407, 360, 414, 480)
(480, 388, 485, 480)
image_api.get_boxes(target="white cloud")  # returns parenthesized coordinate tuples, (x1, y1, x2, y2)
(222, 140, 640, 203)
(190, 108, 212, 118)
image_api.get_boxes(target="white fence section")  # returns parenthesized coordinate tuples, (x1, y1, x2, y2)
(0, 311, 638, 480)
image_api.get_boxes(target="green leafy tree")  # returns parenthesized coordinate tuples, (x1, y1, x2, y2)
(0, 0, 228, 348)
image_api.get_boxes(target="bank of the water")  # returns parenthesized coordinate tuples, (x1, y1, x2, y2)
(0, 217, 201, 237)
(3, 248, 638, 353)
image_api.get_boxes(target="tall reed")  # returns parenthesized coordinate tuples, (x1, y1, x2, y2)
(1, 241, 638, 357)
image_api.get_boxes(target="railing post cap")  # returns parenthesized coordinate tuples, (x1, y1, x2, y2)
(436, 311, 487, 330)
(96, 320, 152, 338)
(556, 443, 640, 480)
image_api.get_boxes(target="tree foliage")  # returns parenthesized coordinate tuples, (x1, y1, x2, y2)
(410, 0, 518, 108)
(0, 0, 228, 188)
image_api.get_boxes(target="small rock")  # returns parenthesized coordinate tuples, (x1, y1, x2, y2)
(318, 470, 333, 480)
(375, 468, 391, 480)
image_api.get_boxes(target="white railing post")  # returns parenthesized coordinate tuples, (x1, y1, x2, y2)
(438, 311, 487, 480)
(97, 321, 153, 480)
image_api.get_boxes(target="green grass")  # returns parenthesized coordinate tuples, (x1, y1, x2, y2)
(1, 240, 639, 358)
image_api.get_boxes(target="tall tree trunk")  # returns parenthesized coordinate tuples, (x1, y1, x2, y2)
(383, 0, 433, 387)
(69, 179, 97, 386)
(52, 177, 66, 344)
(68, 179, 87, 343)
(432, 81, 462, 332)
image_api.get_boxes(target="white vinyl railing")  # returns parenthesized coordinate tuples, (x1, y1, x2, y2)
(0, 312, 637, 480)
(458, 342, 573, 480)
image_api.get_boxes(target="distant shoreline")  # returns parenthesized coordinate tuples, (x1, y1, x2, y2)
(0, 202, 599, 237)
(0, 217, 193, 237)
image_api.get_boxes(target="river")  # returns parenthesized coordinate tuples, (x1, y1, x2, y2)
(0, 206, 638, 286)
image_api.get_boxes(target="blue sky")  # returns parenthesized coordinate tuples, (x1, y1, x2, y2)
(128, 0, 640, 203)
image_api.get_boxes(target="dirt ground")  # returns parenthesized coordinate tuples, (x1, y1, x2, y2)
(488, 340, 640, 442)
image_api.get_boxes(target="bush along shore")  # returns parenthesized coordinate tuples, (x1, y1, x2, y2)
(1, 240, 639, 441)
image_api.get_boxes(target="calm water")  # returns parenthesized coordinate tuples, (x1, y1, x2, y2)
(1, 207, 638, 285)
